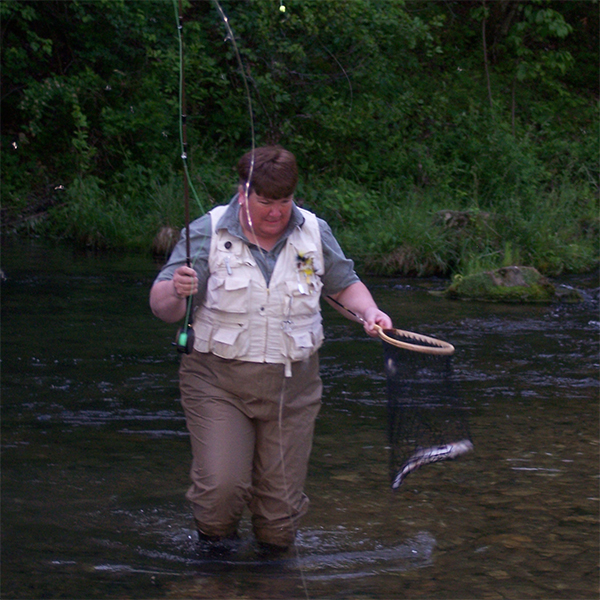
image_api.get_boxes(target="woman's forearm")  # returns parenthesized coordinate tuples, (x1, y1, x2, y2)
(149, 280, 188, 323)
(150, 266, 199, 323)
(329, 281, 393, 335)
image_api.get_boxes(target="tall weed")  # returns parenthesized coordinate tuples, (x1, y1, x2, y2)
(302, 175, 598, 278)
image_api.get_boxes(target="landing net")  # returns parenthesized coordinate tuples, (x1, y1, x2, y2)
(382, 331, 473, 490)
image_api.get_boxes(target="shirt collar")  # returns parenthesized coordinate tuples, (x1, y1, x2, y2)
(216, 194, 305, 245)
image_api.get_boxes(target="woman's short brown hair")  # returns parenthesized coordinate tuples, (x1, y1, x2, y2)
(237, 146, 298, 199)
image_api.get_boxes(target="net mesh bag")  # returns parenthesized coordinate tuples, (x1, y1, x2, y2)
(381, 329, 473, 490)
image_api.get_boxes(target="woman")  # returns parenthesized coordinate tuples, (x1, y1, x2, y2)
(150, 146, 392, 555)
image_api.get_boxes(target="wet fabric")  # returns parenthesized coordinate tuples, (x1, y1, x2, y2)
(179, 350, 322, 547)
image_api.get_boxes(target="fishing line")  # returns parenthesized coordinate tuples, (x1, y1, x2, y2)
(212, 0, 256, 228)
(320, 43, 353, 113)
(173, 0, 207, 218)
(163, 1, 305, 589)
(212, 3, 309, 596)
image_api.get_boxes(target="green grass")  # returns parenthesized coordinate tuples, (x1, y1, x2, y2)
(8, 156, 599, 279)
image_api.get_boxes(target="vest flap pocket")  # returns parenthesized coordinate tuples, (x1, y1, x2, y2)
(206, 276, 249, 313)
(212, 326, 244, 345)
(193, 321, 250, 357)
(209, 322, 250, 359)
(224, 277, 249, 292)
(283, 319, 324, 361)
(289, 330, 313, 349)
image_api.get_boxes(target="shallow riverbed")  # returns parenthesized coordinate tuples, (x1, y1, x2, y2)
(2, 240, 598, 599)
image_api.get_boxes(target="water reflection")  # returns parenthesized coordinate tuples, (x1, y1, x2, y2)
(1, 240, 598, 599)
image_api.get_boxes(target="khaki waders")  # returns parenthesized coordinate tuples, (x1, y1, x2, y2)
(179, 351, 322, 548)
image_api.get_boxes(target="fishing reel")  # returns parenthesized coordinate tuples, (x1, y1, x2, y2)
(174, 322, 195, 354)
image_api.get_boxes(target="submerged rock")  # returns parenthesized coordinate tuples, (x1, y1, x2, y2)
(555, 285, 586, 303)
(444, 266, 561, 303)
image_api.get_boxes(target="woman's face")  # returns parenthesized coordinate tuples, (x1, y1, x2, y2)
(238, 186, 294, 244)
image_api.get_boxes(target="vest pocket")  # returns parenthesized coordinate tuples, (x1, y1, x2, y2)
(202, 322, 250, 359)
(283, 322, 324, 361)
(285, 278, 324, 314)
(205, 276, 250, 314)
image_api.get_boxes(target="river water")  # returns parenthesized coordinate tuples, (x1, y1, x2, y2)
(2, 240, 598, 599)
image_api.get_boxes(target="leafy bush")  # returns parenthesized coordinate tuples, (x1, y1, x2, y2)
(2, 0, 597, 276)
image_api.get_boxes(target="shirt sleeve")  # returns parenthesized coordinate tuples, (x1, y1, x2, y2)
(153, 213, 212, 301)
(318, 218, 360, 296)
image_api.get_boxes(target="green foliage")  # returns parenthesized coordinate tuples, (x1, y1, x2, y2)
(300, 178, 381, 228)
(1, 0, 597, 277)
(2, 0, 177, 189)
(512, 183, 599, 276)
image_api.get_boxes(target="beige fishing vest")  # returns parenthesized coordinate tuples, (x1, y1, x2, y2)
(192, 205, 325, 376)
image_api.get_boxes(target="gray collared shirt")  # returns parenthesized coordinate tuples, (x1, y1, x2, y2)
(155, 195, 359, 300)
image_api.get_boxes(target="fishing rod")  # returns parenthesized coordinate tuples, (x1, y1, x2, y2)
(173, 0, 195, 354)
(172, 0, 259, 355)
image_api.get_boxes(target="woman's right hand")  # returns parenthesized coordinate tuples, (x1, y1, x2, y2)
(172, 266, 198, 299)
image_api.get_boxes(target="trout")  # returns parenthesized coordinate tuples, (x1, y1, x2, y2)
(392, 439, 474, 489)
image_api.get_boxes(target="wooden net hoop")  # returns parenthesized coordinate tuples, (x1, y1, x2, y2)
(374, 325, 455, 356)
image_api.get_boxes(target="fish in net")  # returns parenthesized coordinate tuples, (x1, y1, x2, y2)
(380, 328, 473, 490)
